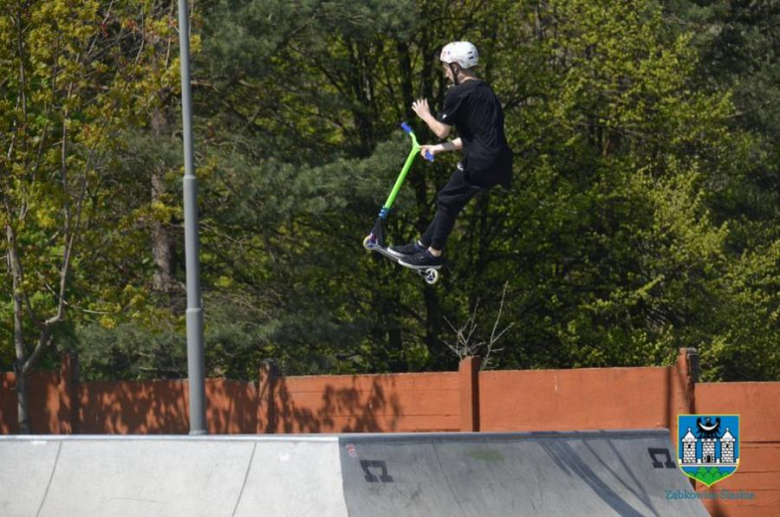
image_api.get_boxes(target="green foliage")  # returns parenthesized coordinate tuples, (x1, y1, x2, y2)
(0, 0, 189, 376)
(4, 0, 778, 382)
(72, 320, 187, 381)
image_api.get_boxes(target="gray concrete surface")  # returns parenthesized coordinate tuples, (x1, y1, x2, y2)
(0, 430, 708, 516)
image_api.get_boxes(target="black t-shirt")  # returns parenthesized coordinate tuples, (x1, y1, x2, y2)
(437, 80, 513, 188)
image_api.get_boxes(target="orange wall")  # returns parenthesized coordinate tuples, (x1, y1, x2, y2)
(78, 380, 190, 434)
(264, 371, 460, 434)
(1, 372, 257, 435)
(479, 366, 689, 432)
(695, 383, 780, 517)
(0, 371, 61, 434)
(1, 372, 18, 433)
(78, 379, 257, 434)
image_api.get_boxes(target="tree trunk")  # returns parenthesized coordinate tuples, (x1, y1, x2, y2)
(8, 224, 31, 434)
(151, 107, 175, 292)
(424, 286, 445, 368)
(14, 361, 31, 434)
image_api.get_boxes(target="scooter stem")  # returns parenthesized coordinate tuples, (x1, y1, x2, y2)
(379, 122, 431, 219)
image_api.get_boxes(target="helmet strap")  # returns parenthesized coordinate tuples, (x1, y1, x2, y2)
(449, 63, 461, 86)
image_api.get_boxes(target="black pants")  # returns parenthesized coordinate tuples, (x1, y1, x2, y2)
(421, 165, 485, 250)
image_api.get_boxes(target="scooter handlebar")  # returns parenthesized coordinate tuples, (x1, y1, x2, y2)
(401, 122, 434, 162)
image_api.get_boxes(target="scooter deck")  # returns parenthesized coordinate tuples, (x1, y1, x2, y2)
(368, 244, 403, 263)
(363, 239, 442, 285)
(368, 244, 442, 270)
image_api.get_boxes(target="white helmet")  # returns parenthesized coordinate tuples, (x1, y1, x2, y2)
(440, 41, 479, 69)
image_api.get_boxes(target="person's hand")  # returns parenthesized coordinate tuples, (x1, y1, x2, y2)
(420, 144, 438, 160)
(412, 98, 431, 119)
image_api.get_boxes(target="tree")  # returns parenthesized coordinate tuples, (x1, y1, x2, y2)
(0, 0, 174, 430)
(177, 0, 778, 378)
(661, 0, 780, 379)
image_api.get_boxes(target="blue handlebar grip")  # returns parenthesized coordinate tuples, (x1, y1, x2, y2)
(401, 122, 413, 134)
(424, 151, 435, 162)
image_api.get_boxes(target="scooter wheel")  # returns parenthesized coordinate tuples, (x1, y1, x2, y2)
(363, 235, 374, 250)
(424, 268, 440, 285)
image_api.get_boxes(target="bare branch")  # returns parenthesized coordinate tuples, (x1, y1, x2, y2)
(5, 224, 45, 331)
(21, 330, 53, 375)
(440, 282, 514, 368)
(46, 136, 98, 328)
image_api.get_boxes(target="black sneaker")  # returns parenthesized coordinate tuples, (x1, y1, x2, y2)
(388, 240, 424, 258)
(398, 250, 444, 269)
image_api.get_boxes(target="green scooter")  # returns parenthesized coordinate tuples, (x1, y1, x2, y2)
(363, 122, 440, 285)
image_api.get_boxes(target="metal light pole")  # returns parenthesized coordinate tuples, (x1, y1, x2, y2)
(177, 0, 207, 435)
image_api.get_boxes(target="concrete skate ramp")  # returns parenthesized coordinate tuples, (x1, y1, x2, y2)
(0, 430, 708, 516)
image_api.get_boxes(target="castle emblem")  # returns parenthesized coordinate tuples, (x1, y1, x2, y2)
(678, 414, 740, 487)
